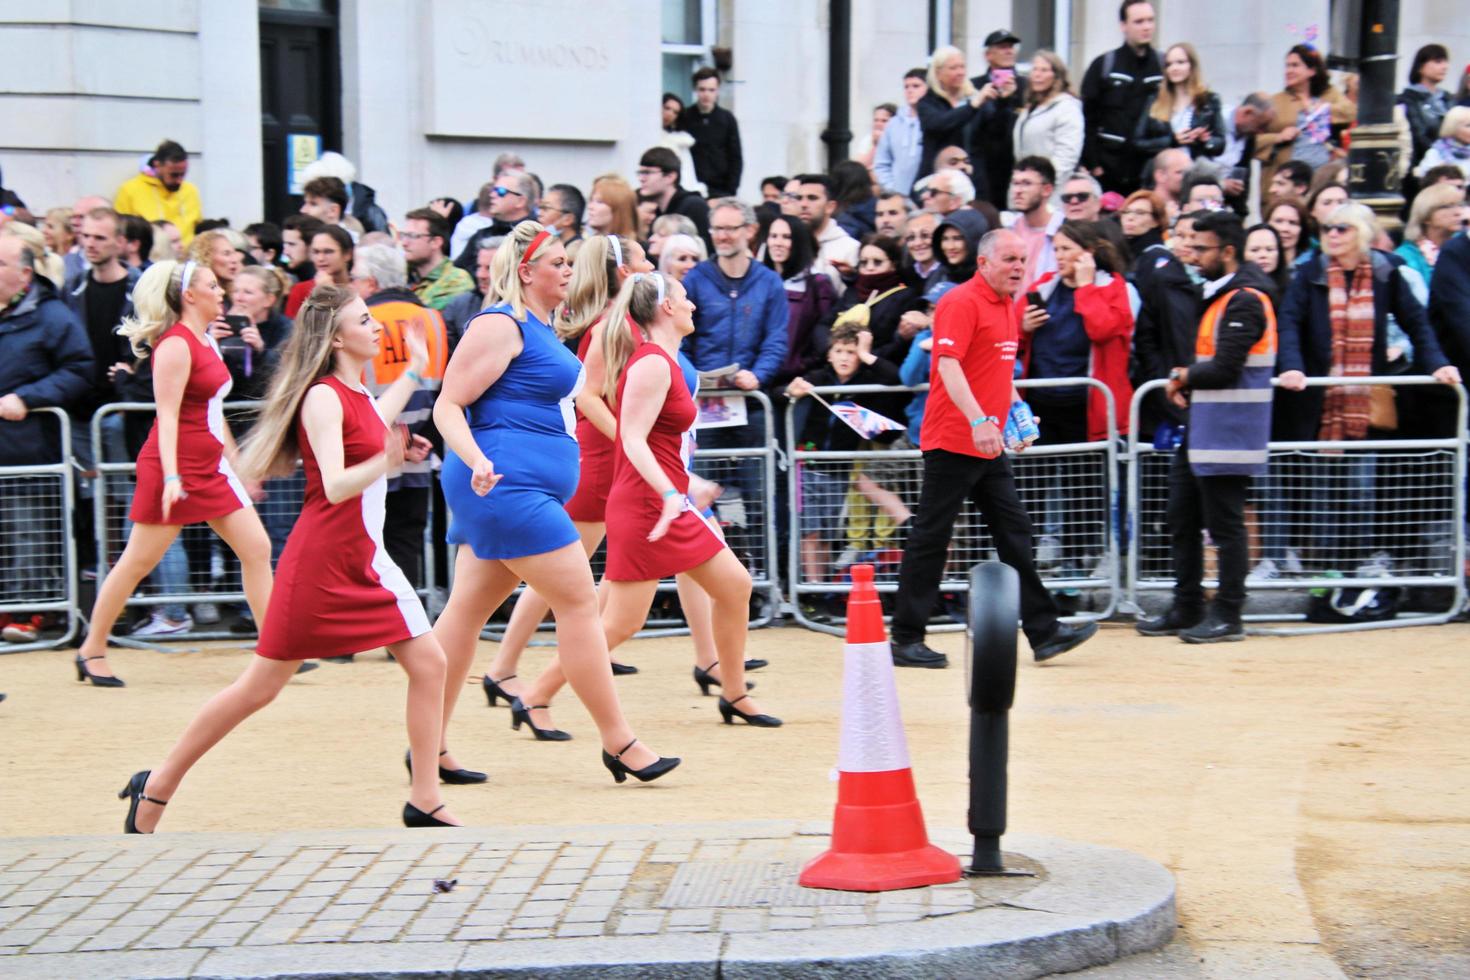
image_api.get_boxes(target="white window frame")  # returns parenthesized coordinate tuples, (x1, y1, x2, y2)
(661, 0, 717, 73)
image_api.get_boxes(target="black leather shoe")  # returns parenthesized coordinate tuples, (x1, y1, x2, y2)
(891, 641, 948, 669)
(610, 662, 639, 676)
(1032, 621, 1099, 662)
(1136, 606, 1205, 637)
(1180, 614, 1245, 644)
(744, 658, 769, 671)
(405, 749, 488, 785)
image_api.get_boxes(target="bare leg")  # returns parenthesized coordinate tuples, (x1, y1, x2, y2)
(390, 632, 460, 825)
(508, 543, 663, 770)
(78, 523, 182, 676)
(801, 531, 830, 585)
(855, 474, 912, 524)
(600, 580, 662, 654)
(432, 547, 522, 771)
(207, 509, 274, 626)
(133, 654, 301, 831)
(676, 573, 718, 670)
(483, 521, 606, 700)
(682, 549, 768, 715)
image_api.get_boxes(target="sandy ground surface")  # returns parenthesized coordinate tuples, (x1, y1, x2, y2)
(1, 621, 1467, 977)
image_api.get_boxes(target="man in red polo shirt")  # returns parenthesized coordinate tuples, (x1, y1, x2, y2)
(891, 229, 1098, 667)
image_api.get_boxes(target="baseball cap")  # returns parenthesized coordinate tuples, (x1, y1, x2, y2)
(923, 281, 958, 304)
(984, 29, 1021, 47)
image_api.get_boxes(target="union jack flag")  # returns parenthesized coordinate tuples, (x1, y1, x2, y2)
(827, 401, 907, 439)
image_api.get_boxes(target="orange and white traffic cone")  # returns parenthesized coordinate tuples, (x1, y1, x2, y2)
(799, 564, 962, 891)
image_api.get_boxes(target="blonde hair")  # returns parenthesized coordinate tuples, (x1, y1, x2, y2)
(1442, 105, 1470, 139)
(926, 45, 975, 102)
(600, 272, 669, 406)
(235, 264, 289, 304)
(560, 235, 636, 340)
(590, 174, 639, 239)
(117, 260, 204, 358)
(487, 221, 554, 321)
(188, 230, 236, 296)
(658, 233, 707, 277)
(236, 284, 357, 480)
(0, 222, 64, 287)
(43, 208, 74, 253)
(1151, 43, 1208, 123)
(1404, 182, 1464, 241)
(1027, 50, 1074, 106)
(1326, 202, 1380, 254)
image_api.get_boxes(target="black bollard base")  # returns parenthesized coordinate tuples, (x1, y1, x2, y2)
(963, 835, 1037, 877)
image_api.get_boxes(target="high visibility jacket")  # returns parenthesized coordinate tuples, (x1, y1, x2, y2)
(363, 288, 449, 489)
(1187, 286, 1276, 477)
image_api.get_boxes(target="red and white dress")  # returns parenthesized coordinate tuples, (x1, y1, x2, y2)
(604, 342, 724, 581)
(256, 376, 430, 660)
(131, 324, 251, 525)
(564, 322, 615, 522)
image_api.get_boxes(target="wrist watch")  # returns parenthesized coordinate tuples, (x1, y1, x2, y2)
(1169, 368, 1185, 383)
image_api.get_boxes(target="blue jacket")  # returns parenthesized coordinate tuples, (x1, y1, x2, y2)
(0, 278, 95, 465)
(1276, 249, 1449, 440)
(681, 258, 789, 386)
(1428, 232, 1470, 374)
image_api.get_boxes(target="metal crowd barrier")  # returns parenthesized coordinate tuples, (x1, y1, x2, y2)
(1127, 376, 1467, 634)
(478, 389, 782, 642)
(0, 407, 80, 653)
(92, 401, 438, 646)
(786, 379, 1120, 636)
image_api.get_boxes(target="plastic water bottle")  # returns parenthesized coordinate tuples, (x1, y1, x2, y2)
(1010, 400, 1039, 447)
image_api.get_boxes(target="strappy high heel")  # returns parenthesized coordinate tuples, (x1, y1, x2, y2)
(404, 749, 488, 785)
(402, 802, 456, 828)
(118, 770, 167, 833)
(509, 697, 572, 741)
(718, 694, 782, 727)
(482, 673, 517, 707)
(601, 738, 680, 784)
(692, 663, 754, 697)
(77, 654, 125, 688)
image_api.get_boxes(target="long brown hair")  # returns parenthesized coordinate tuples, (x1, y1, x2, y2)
(1150, 43, 1209, 122)
(1055, 220, 1124, 274)
(235, 284, 358, 480)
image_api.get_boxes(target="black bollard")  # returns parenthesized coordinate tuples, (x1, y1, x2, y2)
(965, 561, 1023, 875)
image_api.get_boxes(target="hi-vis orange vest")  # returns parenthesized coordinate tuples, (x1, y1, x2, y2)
(361, 297, 449, 395)
(1187, 287, 1277, 476)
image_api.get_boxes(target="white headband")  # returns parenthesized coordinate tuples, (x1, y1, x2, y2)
(176, 259, 198, 295)
(635, 272, 665, 304)
(606, 235, 623, 267)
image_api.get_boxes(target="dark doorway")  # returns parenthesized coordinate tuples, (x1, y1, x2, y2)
(259, 2, 341, 223)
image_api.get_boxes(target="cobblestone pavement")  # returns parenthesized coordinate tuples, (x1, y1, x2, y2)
(0, 822, 1173, 977)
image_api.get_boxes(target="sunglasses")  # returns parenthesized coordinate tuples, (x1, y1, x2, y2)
(1061, 192, 1094, 204)
(1322, 223, 1354, 235)
(491, 186, 524, 198)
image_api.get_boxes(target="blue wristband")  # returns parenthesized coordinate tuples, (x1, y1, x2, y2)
(164, 475, 182, 484)
(662, 489, 680, 499)
(970, 415, 999, 428)
(405, 369, 423, 385)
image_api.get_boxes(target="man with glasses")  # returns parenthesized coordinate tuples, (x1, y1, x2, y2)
(401, 208, 473, 312)
(453, 171, 536, 272)
(636, 146, 711, 249)
(1001, 155, 1062, 285)
(536, 184, 584, 251)
(916, 169, 978, 219)
(793, 173, 859, 295)
(681, 198, 788, 518)
(1059, 172, 1103, 222)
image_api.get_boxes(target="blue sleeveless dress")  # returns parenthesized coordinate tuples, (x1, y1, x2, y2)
(443, 303, 586, 559)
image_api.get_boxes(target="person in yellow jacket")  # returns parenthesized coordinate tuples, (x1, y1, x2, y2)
(115, 140, 202, 246)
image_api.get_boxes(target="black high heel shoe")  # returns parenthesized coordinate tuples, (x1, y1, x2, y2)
(509, 697, 572, 741)
(745, 659, 769, 671)
(77, 654, 125, 688)
(118, 770, 167, 834)
(402, 802, 456, 828)
(482, 673, 517, 707)
(404, 749, 488, 785)
(718, 694, 783, 727)
(692, 664, 755, 697)
(601, 738, 680, 784)
(610, 662, 639, 676)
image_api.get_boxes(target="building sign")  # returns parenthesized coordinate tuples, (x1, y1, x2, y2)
(287, 134, 322, 195)
(425, 0, 631, 142)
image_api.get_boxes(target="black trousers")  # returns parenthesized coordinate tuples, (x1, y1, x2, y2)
(1166, 448, 1251, 619)
(892, 449, 1059, 647)
(384, 486, 430, 591)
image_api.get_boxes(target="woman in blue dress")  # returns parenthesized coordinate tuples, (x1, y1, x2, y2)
(432, 223, 679, 784)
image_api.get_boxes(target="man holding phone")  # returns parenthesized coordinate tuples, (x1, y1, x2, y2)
(969, 29, 1030, 209)
(891, 229, 1097, 668)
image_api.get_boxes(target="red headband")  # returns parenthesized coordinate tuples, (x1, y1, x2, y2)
(519, 229, 552, 268)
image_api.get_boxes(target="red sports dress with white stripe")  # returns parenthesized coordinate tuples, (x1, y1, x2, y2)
(256, 376, 430, 660)
(131, 323, 250, 525)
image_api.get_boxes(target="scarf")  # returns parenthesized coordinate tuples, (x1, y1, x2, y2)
(1318, 259, 1375, 442)
(1429, 136, 1470, 164)
(854, 270, 904, 301)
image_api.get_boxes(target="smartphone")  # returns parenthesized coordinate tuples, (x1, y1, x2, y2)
(1026, 291, 1044, 310)
(223, 314, 250, 335)
(991, 68, 1014, 88)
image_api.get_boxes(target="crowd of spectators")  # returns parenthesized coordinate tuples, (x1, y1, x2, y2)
(3, 0, 1470, 643)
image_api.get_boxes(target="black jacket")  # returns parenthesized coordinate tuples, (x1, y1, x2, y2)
(1130, 243, 1201, 428)
(795, 358, 906, 451)
(1396, 86, 1451, 168)
(1133, 92, 1226, 159)
(1187, 262, 1277, 390)
(453, 216, 527, 273)
(349, 181, 390, 235)
(1428, 231, 1470, 373)
(0, 278, 95, 465)
(663, 186, 712, 251)
(678, 104, 743, 196)
(915, 91, 979, 181)
(824, 284, 925, 365)
(1080, 44, 1163, 181)
(968, 68, 1029, 207)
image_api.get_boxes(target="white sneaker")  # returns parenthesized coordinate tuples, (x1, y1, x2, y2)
(1249, 558, 1280, 582)
(833, 549, 861, 568)
(1035, 535, 1062, 570)
(131, 612, 194, 637)
(1282, 549, 1304, 575)
(192, 602, 221, 625)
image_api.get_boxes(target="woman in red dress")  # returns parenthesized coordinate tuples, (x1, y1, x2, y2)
(117, 285, 462, 832)
(75, 259, 273, 687)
